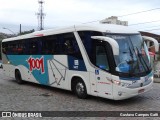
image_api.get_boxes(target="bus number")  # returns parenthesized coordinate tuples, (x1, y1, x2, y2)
(27, 57, 45, 73)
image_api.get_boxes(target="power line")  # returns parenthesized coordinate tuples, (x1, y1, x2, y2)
(118, 7, 160, 17)
(129, 20, 160, 26)
(141, 28, 160, 32)
(81, 7, 160, 24)
(81, 20, 100, 24)
(138, 25, 160, 30)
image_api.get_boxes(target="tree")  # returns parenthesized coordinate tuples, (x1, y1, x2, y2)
(18, 29, 35, 35)
(0, 33, 7, 60)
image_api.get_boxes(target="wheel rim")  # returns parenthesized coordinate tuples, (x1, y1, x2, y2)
(76, 82, 84, 95)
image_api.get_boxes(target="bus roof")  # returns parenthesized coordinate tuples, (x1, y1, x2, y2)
(2, 23, 139, 42)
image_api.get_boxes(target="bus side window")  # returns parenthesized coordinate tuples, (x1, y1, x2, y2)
(7, 42, 16, 54)
(96, 45, 109, 71)
(64, 39, 74, 54)
(78, 31, 103, 64)
(62, 33, 82, 59)
(41, 35, 57, 55)
(29, 38, 39, 54)
(16, 40, 25, 55)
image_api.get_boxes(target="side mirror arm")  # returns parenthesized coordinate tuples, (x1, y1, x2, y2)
(91, 36, 119, 55)
(142, 36, 159, 53)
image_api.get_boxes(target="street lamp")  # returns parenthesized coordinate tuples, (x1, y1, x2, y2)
(3, 27, 16, 35)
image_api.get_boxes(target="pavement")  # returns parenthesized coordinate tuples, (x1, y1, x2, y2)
(154, 77, 160, 83)
(0, 68, 160, 120)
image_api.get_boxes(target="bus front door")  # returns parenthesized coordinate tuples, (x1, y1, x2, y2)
(95, 69, 113, 99)
(95, 44, 113, 99)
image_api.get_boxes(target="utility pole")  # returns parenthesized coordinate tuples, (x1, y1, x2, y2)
(36, 0, 45, 30)
(19, 24, 21, 35)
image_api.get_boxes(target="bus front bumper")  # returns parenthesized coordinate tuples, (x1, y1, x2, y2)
(112, 80, 153, 100)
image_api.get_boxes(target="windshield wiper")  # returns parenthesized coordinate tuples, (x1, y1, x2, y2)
(126, 47, 137, 76)
(136, 47, 150, 72)
(128, 47, 135, 63)
(128, 38, 142, 74)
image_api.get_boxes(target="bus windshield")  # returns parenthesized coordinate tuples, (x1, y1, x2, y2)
(106, 34, 151, 76)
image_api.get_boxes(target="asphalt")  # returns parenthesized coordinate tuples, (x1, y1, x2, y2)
(154, 77, 160, 83)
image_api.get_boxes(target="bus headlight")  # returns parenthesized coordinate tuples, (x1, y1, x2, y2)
(149, 76, 153, 82)
(112, 80, 131, 87)
(113, 80, 121, 85)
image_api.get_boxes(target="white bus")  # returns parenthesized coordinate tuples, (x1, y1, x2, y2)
(1, 24, 159, 100)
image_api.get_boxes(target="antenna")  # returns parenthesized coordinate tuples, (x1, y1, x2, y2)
(36, 0, 46, 30)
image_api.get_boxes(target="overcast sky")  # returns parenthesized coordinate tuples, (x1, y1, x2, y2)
(0, 0, 160, 34)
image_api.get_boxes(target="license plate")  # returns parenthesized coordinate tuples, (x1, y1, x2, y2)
(138, 89, 145, 93)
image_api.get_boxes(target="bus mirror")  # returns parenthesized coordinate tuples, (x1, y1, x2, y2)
(91, 36, 119, 55)
(142, 36, 159, 53)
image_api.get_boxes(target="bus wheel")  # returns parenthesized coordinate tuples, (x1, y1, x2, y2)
(15, 70, 23, 84)
(74, 79, 87, 99)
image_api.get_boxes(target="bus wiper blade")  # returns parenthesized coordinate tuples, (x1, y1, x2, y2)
(127, 47, 135, 76)
(128, 40, 141, 73)
(136, 47, 150, 72)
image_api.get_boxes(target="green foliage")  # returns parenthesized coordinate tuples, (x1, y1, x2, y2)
(18, 29, 35, 35)
(0, 33, 7, 60)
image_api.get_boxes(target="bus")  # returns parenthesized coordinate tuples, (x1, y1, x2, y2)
(1, 24, 159, 100)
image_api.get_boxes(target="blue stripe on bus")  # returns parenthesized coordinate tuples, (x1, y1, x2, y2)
(7, 55, 53, 85)
(120, 77, 140, 81)
(120, 72, 153, 81)
(7, 55, 87, 85)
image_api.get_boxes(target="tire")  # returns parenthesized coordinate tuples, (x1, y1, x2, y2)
(15, 70, 23, 84)
(74, 79, 87, 99)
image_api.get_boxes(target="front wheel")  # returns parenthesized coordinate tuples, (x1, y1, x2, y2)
(15, 70, 24, 84)
(74, 80, 87, 99)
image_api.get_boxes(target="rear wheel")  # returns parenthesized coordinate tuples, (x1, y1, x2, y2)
(15, 70, 23, 84)
(74, 79, 87, 99)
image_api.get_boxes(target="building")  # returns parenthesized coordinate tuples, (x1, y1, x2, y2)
(140, 31, 160, 70)
(100, 16, 128, 26)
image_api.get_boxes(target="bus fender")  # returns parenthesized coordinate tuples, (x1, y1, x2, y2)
(70, 74, 90, 95)
(15, 66, 24, 80)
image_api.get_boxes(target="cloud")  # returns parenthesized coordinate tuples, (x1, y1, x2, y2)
(0, 0, 160, 34)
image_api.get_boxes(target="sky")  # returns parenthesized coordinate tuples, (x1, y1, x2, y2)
(0, 0, 160, 35)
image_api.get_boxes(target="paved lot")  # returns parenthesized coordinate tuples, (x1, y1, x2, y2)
(0, 68, 160, 120)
